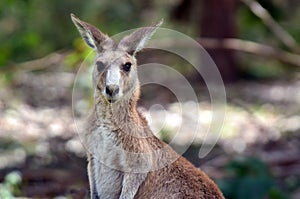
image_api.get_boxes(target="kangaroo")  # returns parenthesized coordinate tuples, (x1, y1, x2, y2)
(71, 14, 224, 199)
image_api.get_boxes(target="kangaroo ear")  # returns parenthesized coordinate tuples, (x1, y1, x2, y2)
(118, 19, 163, 55)
(70, 13, 112, 51)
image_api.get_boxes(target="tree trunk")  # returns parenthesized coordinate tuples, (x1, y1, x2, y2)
(200, 0, 238, 83)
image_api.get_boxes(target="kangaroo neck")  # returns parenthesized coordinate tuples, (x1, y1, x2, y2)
(94, 93, 145, 129)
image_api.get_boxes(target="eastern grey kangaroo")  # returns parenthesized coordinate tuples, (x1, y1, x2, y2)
(71, 13, 224, 199)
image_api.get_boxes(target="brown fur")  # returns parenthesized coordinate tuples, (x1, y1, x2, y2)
(71, 14, 224, 199)
(135, 156, 223, 198)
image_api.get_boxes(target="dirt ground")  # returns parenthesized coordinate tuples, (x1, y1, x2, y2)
(0, 68, 299, 198)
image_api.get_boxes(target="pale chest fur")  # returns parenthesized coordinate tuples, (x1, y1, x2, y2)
(85, 124, 124, 199)
(85, 119, 148, 199)
(87, 124, 126, 170)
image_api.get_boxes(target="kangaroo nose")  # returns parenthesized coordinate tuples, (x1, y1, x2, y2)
(105, 85, 119, 97)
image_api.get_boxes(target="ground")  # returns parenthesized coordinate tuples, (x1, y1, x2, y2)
(0, 66, 299, 198)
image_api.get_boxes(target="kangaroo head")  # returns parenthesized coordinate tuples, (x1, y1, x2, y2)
(71, 14, 162, 103)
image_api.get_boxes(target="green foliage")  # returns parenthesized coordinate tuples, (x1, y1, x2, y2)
(64, 39, 94, 70)
(0, 171, 22, 199)
(0, 138, 22, 151)
(159, 128, 173, 142)
(236, 1, 300, 79)
(237, 0, 285, 42)
(239, 55, 287, 79)
(1, 0, 298, 81)
(0, 0, 79, 66)
(0, 0, 145, 68)
(218, 157, 288, 199)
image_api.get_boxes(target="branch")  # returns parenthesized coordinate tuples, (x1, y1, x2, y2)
(151, 37, 300, 67)
(198, 38, 300, 67)
(10, 50, 70, 72)
(241, 0, 300, 53)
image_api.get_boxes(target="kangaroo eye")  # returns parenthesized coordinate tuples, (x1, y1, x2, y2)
(96, 61, 105, 72)
(123, 62, 132, 72)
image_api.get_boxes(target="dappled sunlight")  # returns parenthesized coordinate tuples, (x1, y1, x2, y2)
(1, 0, 300, 198)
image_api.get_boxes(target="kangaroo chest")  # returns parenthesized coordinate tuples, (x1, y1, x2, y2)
(88, 125, 125, 199)
(86, 122, 150, 199)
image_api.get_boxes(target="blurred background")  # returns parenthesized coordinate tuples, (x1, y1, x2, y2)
(0, 0, 300, 198)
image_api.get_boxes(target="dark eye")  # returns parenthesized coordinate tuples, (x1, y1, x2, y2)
(122, 62, 132, 72)
(96, 61, 105, 72)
